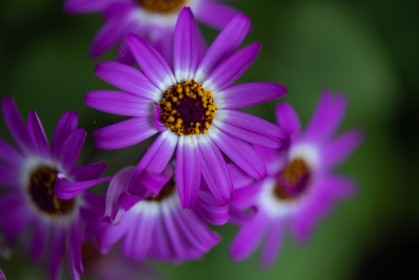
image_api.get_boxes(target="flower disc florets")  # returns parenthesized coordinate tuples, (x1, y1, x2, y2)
(138, 0, 186, 14)
(274, 158, 311, 201)
(28, 165, 75, 216)
(159, 80, 217, 136)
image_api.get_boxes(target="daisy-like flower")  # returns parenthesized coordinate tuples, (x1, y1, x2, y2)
(85, 8, 287, 208)
(229, 91, 362, 265)
(0, 97, 110, 280)
(97, 165, 225, 262)
(64, 0, 239, 62)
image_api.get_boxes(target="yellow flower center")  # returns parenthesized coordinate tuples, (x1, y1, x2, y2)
(159, 80, 217, 136)
(274, 158, 311, 201)
(138, 0, 186, 14)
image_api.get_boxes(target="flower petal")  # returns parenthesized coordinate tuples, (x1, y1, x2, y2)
(71, 162, 108, 181)
(93, 117, 157, 150)
(193, 190, 229, 226)
(64, 0, 120, 13)
(203, 42, 261, 92)
(230, 213, 268, 261)
(275, 102, 301, 142)
(176, 135, 200, 208)
(215, 110, 285, 148)
(57, 128, 86, 172)
(0, 138, 23, 168)
(324, 129, 362, 166)
(127, 33, 176, 91)
(85, 90, 153, 117)
(261, 221, 282, 266)
(198, 135, 232, 204)
(51, 111, 78, 158)
(304, 91, 346, 142)
(90, 15, 134, 58)
(94, 62, 161, 101)
(27, 111, 49, 156)
(174, 8, 201, 82)
(1, 97, 32, 152)
(208, 126, 266, 179)
(216, 82, 287, 109)
(194, 14, 251, 82)
(55, 176, 111, 200)
(195, 0, 240, 29)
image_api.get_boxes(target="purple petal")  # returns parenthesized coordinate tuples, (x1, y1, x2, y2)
(55, 176, 111, 200)
(0, 138, 23, 168)
(136, 130, 178, 173)
(27, 111, 49, 156)
(176, 135, 201, 208)
(261, 221, 282, 266)
(227, 163, 253, 189)
(230, 213, 268, 261)
(71, 162, 108, 181)
(1, 97, 32, 152)
(174, 8, 201, 81)
(203, 42, 261, 92)
(68, 221, 83, 277)
(30, 224, 48, 261)
(215, 110, 285, 148)
(49, 228, 65, 280)
(85, 90, 153, 117)
(304, 91, 346, 142)
(275, 102, 301, 141)
(324, 129, 362, 166)
(104, 167, 134, 223)
(93, 117, 157, 150)
(124, 215, 156, 260)
(90, 16, 134, 58)
(128, 131, 178, 193)
(51, 111, 78, 159)
(195, 14, 251, 82)
(127, 34, 176, 91)
(322, 175, 357, 199)
(0, 163, 19, 188)
(193, 190, 229, 225)
(208, 126, 266, 179)
(231, 182, 261, 209)
(216, 82, 287, 109)
(198, 136, 232, 204)
(58, 128, 86, 172)
(0, 194, 31, 237)
(195, 0, 240, 29)
(94, 62, 161, 101)
(64, 0, 121, 13)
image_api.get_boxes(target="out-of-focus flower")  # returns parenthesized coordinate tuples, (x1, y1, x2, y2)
(64, 0, 240, 62)
(0, 268, 5, 280)
(230, 91, 362, 265)
(86, 8, 287, 209)
(97, 165, 225, 262)
(0, 97, 110, 280)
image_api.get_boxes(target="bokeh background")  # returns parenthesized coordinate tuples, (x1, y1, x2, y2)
(1, 0, 418, 279)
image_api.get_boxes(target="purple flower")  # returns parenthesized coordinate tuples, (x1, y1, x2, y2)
(86, 8, 288, 209)
(0, 268, 5, 280)
(64, 0, 240, 62)
(0, 97, 110, 280)
(97, 165, 224, 262)
(230, 91, 362, 265)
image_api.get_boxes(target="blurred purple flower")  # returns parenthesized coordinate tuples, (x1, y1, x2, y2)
(230, 91, 362, 265)
(64, 0, 240, 62)
(97, 165, 226, 262)
(0, 97, 110, 280)
(86, 8, 287, 209)
(0, 268, 5, 280)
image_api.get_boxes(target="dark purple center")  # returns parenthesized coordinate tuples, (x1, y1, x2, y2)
(274, 158, 311, 201)
(159, 80, 216, 135)
(28, 166, 75, 215)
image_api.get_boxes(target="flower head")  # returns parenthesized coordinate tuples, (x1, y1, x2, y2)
(230, 91, 362, 265)
(98, 165, 225, 262)
(86, 8, 287, 208)
(64, 0, 240, 62)
(0, 97, 110, 280)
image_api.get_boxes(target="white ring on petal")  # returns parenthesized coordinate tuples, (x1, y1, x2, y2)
(288, 143, 320, 169)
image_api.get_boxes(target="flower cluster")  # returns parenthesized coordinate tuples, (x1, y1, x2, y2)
(0, 1, 362, 279)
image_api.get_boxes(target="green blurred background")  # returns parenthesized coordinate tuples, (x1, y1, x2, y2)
(1, 0, 418, 279)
